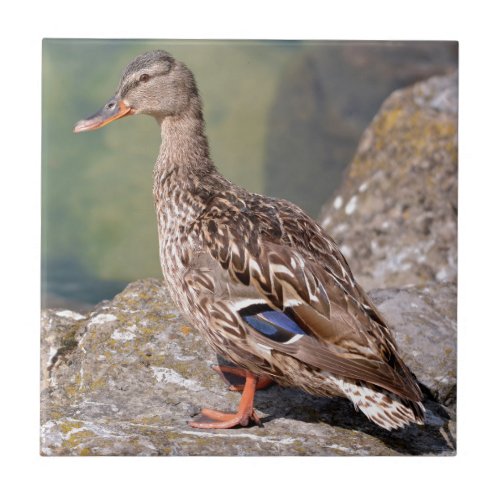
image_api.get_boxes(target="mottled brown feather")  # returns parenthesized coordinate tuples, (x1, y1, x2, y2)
(195, 196, 422, 402)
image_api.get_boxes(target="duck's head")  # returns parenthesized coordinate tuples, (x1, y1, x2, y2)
(74, 50, 198, 133)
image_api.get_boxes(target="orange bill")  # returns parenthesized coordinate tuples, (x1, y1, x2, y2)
(73, 98, 133, 133)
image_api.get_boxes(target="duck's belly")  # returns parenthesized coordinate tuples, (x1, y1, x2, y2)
(160, 255, 197, 321)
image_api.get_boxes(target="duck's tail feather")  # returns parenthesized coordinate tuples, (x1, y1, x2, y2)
(340, 379, 425, 431)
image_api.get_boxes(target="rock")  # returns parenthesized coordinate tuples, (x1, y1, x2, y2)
(370, 283, 457, 408)
(41, 279, 456, 456)
(264, 42, 457, 216)
(319, 73, 458, 290)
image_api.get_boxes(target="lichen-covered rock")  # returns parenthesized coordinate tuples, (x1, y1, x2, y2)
(319, 73, 458, 290)
(41, 279, 456, 456)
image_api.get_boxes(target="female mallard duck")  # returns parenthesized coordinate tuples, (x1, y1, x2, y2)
(74, 50, 424, 431)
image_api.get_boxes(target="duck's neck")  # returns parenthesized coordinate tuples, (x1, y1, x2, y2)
(152, 99, 228, 224)
(154, 98, 214, 181)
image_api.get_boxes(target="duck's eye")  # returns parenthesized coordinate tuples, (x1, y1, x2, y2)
(139, 73, 150, 83)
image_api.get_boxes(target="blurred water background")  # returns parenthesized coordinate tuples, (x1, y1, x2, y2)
(42, 39, 457, 310)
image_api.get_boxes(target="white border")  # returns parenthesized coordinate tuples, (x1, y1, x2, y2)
(2, 0, 499, 498)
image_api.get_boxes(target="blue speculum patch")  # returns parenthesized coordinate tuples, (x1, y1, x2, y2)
(240, 304, 307, 343)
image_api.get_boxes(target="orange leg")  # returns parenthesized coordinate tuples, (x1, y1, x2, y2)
(211, 364, 274, 392)
(190, 371, 261, 429)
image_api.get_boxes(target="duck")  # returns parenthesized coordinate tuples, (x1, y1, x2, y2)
(74, 49, 425, 431)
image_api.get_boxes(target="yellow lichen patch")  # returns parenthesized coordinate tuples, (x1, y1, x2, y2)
(132, 415, 163, 426)
(65, 384, 79, 398)
(62, 429, 96, 448)
(89, 378, 106, 391)
(79, 447, 91, 456)
(376, 107, 403, 135)
(60, 420, 84, 434)
(180, 325, 192, 335)
(139, 326, 156, 337)
(168, 361, 193, 379)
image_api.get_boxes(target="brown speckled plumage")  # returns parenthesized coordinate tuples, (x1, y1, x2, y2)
(75, 50, 425, 431)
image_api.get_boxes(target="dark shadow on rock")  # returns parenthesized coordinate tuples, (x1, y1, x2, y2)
(215, 354, 455, 455)
(253, 385, 454, 456)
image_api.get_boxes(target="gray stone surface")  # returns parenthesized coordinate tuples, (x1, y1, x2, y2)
(319, 73, 458, 290)
(41, 279, 456, 456)
(370, 283, 456, 408)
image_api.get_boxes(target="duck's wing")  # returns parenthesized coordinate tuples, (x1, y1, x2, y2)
(193, 192, 422, 402)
